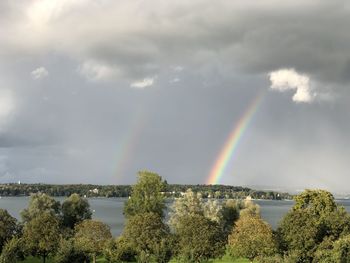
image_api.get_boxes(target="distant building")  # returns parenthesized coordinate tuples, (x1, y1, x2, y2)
(89, 188, 99, 194)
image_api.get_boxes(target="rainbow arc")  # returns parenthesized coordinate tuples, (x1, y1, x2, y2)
(206, 93, 264, 185)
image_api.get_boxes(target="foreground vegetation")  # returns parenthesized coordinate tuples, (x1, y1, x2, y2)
(1, 171, 350, 262)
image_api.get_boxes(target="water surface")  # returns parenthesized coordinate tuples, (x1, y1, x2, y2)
(2, 197, 350, 236)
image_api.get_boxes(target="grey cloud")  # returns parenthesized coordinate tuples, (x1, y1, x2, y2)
(0, 1, 350, 192)
(1, 1, 350, 86)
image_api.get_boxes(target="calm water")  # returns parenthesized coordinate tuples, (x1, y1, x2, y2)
(2, 197, 350, 236)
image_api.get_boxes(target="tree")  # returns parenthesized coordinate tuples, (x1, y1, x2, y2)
(54, 238, 89, 263)
(124, 171, 166, 218)
(0, 209, 18, 252)
(21, 193, 61, 223)
(228, 213, 277, 261)
(174, 214, 225, 262)
(74, 220, 112, 263)
(239, 199, 260, 217)
(122, 212, 172, 263)
(0, 237, 25, 263)
(277, 189, 350, 261)
(103, 237, 137, 263)
(22, 213, 60, 263)
(220, 200, 240, 235)
(169, 189, 204, 229)
(61, 194, 92, 229)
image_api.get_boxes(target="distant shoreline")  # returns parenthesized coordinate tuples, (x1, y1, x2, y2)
(0, 183, 293, 200)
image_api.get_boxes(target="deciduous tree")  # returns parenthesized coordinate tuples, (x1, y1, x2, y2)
(74, 220, 112, 263)
(122, 212, 172, 263)
(61, 193, 92, 229)
(277, 189, 350, 261)
(0, 209, 18, 252)
(22, 213, 60, 263)
(228, 214, 277, 261)
(21, 193, 60, 223)
(124, 171, 166, 218)
(174, 214, 225, 262)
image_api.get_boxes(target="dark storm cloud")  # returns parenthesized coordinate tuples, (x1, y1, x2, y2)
(0, 1, 350, 192)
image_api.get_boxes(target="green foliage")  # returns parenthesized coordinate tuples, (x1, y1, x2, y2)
(22, 213, 60, 263)
(61, 194, 92, 229)
(277, 189, 350, 262)
(220, 200, 240, 235)
(330, 235, 350, 263)
(103, 237, 136, 263)
(253, 254, 284, 263)
(54, 238, 89, 263)
(293, 189, 337, 214)
(74, 220, 112, 263)
(203, 199, 222, 223)
(228, 214, 277, 261)
(174, 214, 225, 262)
(21, 193, 60, 223)
(123, 171, 166, 219)
(0, 209, 18, 252)
(122, 213, 172, 263)
(0, 237, 25, 263)
(239, 199, 260, 218)
(169, 189, 204, 230)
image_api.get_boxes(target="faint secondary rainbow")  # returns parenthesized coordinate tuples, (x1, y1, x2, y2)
(206, 92, 264, 185)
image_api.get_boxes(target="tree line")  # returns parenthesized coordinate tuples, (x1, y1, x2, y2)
(0, 183, 292, 200)
(2, 171, 349, 262)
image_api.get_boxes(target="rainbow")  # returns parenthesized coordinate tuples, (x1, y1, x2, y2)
(206, 92, 264, 185)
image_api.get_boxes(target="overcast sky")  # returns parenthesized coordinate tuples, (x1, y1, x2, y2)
(1, 0, 350, 192)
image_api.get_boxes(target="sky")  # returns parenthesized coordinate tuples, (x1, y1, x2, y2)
(1, 0, 350, 192)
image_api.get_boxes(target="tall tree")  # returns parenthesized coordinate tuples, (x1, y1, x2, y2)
(122, 212, 172, 263)
(22, 213, 60, 263)
(21, 193, 61, 223)
(277, 189, 350, 261)
(0, 237, 25, 263)
(0, 209, 18, 252)
(61, 193, 92, 229)
(74, 220, 112, 263)
(174, 214, 225, 262)
(228, 213, 277, 261)
(123, 171, 166, 218)
(168, 189, 204, 229)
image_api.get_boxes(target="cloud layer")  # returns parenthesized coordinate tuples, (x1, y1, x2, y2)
(1, 0, 350, 192)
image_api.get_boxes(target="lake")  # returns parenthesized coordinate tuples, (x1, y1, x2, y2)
(2, 197, 350, 236)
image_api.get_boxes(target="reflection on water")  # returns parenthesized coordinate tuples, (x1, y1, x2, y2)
(2, 197, 350, 236)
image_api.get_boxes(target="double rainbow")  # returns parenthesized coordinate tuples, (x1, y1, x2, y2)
(206, 93, 264, 185)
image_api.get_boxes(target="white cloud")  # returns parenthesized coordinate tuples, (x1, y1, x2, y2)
(78, 60, 119, 81)
(31, 67, 49, 80)
(130, 77, 155, 89)
(269, 68, 313, 103)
